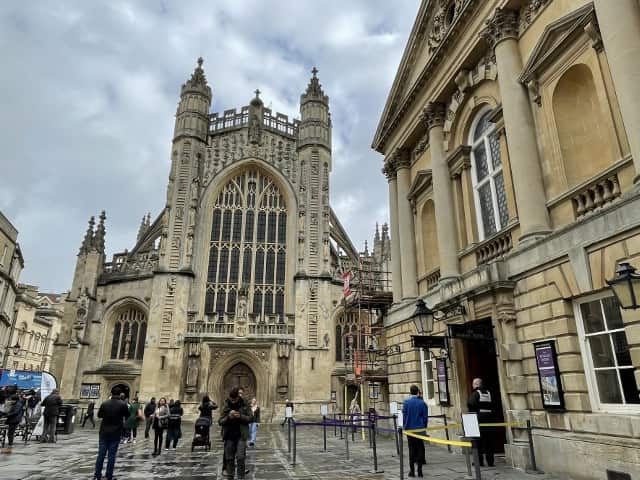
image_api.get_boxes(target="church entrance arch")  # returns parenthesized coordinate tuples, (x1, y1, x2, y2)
(222, 362, 257, 401)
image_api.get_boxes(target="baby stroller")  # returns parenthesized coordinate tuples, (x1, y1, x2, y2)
(191, 416, 211, 451)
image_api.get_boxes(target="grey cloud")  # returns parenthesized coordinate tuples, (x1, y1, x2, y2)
(0, 0, 419, 291)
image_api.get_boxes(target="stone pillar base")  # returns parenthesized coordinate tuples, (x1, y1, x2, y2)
(505, 442, 535, 471)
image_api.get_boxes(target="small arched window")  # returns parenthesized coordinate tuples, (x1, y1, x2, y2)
(110, 307, 147, 360)
(469, 108, 509, 239)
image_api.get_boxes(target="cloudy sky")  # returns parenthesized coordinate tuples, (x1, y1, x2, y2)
(0, 0, 418, 292)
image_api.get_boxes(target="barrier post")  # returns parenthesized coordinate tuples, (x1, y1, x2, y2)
(287, 419, 291, 454)
(323, 415, 327, 452)
(526, 420, 539, 473)
(471, 440, 482, 480)
(339, 415, 344, 439)
(351, 414, 355, 443)
(292, 420, 297, 466)
(333, 413, 337, 437)
(393, 414, 400, 455)
(344, 418, 350, 460)
(370, 417, 383, 474)
(443, 414, 452, 453)
(398, 427, 404, 480)
(368, 413, 373, 449)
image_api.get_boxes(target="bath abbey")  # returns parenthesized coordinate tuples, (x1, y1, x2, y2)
(50, 60, 391, 418)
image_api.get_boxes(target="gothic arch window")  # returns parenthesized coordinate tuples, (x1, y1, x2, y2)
(109, 307, 147, 360)
(205, 169, 287, 320)
(469, 108, 509, 239)
(335, 310, 359, 361)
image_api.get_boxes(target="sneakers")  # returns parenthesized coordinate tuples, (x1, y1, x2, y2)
(1, 447, 12, 454)
(132, 439, 136, 444)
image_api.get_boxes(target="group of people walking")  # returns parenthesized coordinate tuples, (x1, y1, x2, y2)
(92, 387, 260, 480)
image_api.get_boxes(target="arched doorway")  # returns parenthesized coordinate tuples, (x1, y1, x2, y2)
(111, 383, 130, 399)
(222, 363, 256, 401)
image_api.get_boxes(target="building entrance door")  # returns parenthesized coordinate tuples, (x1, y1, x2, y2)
(111, 383, 130, 399)
(455, 318, 506, 454)
(223, 362, 256, 401)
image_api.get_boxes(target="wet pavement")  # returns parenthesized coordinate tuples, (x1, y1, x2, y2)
(0, 421, 560, 479)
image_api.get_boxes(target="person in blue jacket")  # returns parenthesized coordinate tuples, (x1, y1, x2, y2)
(402, 385, 428, 478)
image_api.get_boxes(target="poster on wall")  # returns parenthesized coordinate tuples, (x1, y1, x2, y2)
(534, 340, 565, 410)
(80, 383, 101, 399)
(436, 358, 450, 405)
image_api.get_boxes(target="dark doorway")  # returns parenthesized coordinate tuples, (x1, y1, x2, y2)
(111, 383, 130, 399)
(223, 363, 256, 402)
(455, 318, 506, 454)
(345, 384, 359, 413)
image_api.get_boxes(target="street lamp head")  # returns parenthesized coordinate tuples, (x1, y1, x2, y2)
(607, 262, 640, 309)
(410, 299, 434, 335)
(367, 343, 377, 364)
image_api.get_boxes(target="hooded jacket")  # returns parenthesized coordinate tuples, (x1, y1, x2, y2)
(218, 397, 253, 441)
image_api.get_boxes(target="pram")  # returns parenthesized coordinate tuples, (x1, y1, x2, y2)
(191, 416, 211, 451)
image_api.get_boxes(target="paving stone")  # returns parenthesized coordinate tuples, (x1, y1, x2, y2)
(0, 423, 561, 479)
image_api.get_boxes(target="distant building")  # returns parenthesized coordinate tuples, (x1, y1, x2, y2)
(373, 1, 640, 479)
(0, 211, 24, 367)
(4, 285, 63, 372)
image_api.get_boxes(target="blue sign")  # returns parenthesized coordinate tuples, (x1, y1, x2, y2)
(0, 370, 43, 390)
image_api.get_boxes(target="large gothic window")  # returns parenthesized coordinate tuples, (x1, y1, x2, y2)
(205, 169, 287, 321)
(335, 310, 360, 361)
(110, 307, 147, 360)
(469, 108, 509, 239)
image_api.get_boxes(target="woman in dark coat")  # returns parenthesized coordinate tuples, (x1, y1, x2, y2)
(198, 395, 217, 419)
(165, 400, 184, 450)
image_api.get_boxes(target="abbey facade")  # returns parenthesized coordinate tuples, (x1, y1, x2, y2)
(51, 61, 375, 419)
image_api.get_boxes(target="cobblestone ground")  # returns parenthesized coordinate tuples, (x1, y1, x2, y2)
(0, 422, 560, 479)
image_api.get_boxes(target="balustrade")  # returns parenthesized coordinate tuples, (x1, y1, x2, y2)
(186, 313, 295, 339)
(572, 174, 621, 219)
(426, 268, 441, 290)
(475, 230, 513, 265)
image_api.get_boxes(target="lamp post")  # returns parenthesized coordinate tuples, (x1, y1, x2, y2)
(607, 262, 640, 309)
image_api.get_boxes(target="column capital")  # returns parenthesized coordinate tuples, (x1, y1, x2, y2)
(422, 102, 446, 130)
(482, 8, 519, 50)
(392, 147, 411, 170)
(382, 158, 397, 180)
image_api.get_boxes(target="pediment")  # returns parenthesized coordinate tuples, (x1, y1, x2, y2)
(520, 3, 597, 83)
(407, 169, 433, 204)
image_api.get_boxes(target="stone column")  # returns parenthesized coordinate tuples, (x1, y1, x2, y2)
(424, 103, 460, 280)
(394, 149, 419, 298)
(484, 9, 551, 243)
(594, 0, 640, 182)
(384, 160, 403, 302)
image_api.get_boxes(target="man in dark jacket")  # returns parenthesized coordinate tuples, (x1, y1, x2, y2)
(94, 394, 129, 480)
(0, 394, 25, 453)
(41, 389, 63, 443)
(219, 387, 253, 480)
(143, 397, 156, 439)
(402, 385, 428, 478)
(83, 401, 96, 428)
(467, 378, 495, 467)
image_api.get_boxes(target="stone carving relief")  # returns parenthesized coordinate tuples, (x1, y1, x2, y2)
(519, 0, 551, 33)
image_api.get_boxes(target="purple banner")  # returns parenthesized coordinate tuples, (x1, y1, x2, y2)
(534, 341, 564, 408)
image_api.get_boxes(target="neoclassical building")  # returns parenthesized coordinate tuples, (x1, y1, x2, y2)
(51, 61, 376, 418)
(374, 1, 640, 479)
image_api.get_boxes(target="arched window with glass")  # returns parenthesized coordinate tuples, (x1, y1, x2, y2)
(109, 307, 147, 360)
(469, 108, 509, 239)
(335, 311, 360, 362)
(205, 169, 287, 321)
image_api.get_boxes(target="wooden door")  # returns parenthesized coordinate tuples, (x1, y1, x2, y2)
(222, 362, 256, 402)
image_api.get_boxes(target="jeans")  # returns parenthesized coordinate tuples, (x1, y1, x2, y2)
(129, 426, 137, 441)
(94, 437, 120, 480)
(144, 417, 153, 438)
(7, 424, 17, 446)
(154, 428, 165, 453)
(249, 423, 258, 444)
(166, 427, 181, 448)
(224, 439, 247, 479)
(407, 436, 425, 472)
(43, 415, 57, 442)
(83, 413, 95, 428)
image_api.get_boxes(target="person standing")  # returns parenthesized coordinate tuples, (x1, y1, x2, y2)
(41, 388, 63, 443)
(93, 393, 129, 480)
(127, 398, 142, 444)
(248, 398, 260, 447)
(83, 401, 96, 428)
(166, 399, 184, 450)
(219, 387, 253, 480)
(143, 397, 156, 439)
(0, 394, 25, 453)
(467, 378, 495, 467)
(402, 385, 428, 478)
(152, 397, 169, 456)
(198, 395, 217, 420)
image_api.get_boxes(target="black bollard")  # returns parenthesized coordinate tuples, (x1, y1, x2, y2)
(292, 420, 297, 466)
(398, 427, 404, 480)
(443, 414, 452, 454)
(393, 414, 400, 455)
(333, 413, 337, 437)
(339, 415, 344, 439)
(323, 415, 327, 452)
(351, 415, 355, 442)
(287, 418, 291, 454)
(526, 420, 539, 472)
(370, 417, 383, 474)
(368, 413, 373, 449)
(344, 418, 350, 460)
(471, 441, 482, 480)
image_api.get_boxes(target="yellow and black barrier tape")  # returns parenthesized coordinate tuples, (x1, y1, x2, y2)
(403, 430, 472, 448)
(405, 420, 527, 434)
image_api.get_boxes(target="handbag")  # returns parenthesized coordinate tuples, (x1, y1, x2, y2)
(159, 415, 169, 428)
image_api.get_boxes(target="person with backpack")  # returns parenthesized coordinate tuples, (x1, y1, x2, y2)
(143, 397, 156, 439)
(165, 399, 184, 450)
(152, 397, 169, 456)
(467, 378, 496, 467)
(0, 394, 25, 454)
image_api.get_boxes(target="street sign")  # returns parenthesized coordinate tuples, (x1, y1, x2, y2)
(411, 335, 447, 349)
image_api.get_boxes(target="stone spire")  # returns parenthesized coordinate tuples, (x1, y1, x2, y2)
(183, 57, 210, 92)
(94, 211, 106, 254)
(175, 57, 212, 141)
(298, 67, 331, 151)
(137, 213, 150, 243)
(79, 216, 95, 255)
(301, 67, 329, 104)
